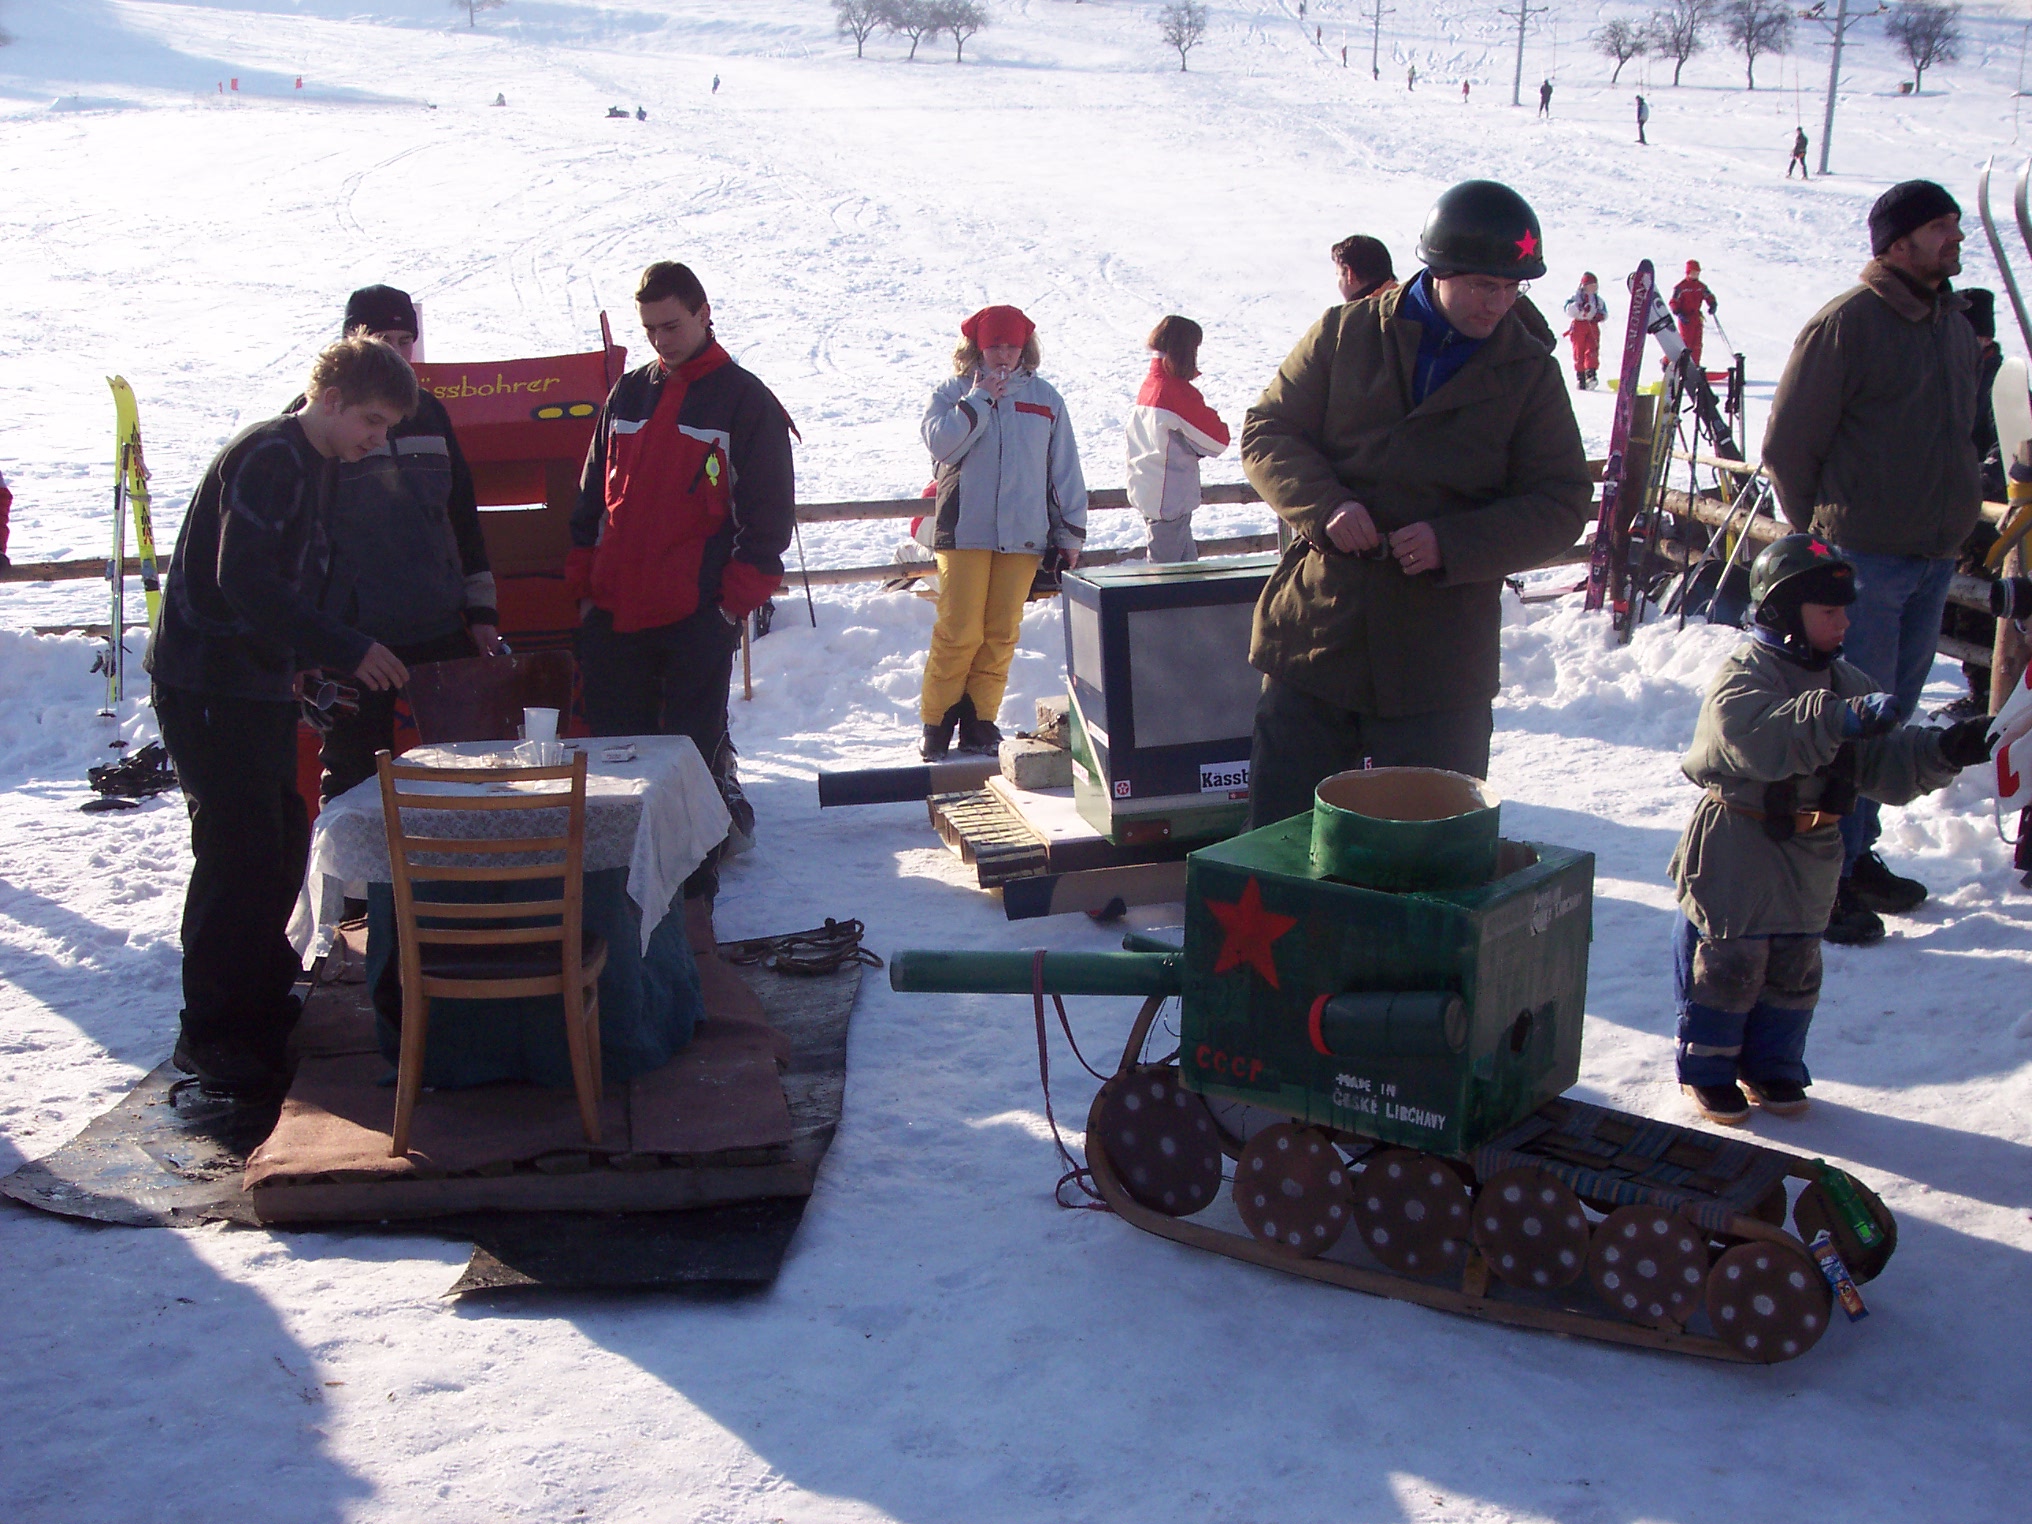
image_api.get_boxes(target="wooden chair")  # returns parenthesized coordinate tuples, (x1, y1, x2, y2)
(405, 651, 577, 744)
(375, 749, 608, 1158)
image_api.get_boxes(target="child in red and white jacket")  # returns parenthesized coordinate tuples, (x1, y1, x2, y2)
(1124, 317, 1229, 563)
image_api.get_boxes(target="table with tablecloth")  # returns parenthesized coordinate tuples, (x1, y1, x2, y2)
(288, 736, 731, 1090)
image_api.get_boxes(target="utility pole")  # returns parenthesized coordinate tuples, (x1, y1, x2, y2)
(1364, 0, 1395, 79)
(1497, 0, 1548, 107)
(1805, 0, 1882, 175)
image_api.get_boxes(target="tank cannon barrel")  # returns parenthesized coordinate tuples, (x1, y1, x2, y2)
(888, 949, 1182, 998)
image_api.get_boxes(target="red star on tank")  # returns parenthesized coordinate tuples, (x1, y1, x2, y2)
(1205, 877, 1298, 989)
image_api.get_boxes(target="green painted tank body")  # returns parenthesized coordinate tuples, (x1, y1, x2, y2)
(1180, 812, 1592, 1156)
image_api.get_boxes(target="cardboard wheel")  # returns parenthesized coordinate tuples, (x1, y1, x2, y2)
(1232, 1124, 1352, 1258)
(1588, 1205, 1709, 1327)
(1351, 1149, 1472, 1278)
(1793, 1174, 1897, 1284)
(1093, 1067, 1222, 1218)
(1705, 1240, 1830, 1363)
(1203, 1095, 1296, 1162)
(1472, 1167, 1591, 1291)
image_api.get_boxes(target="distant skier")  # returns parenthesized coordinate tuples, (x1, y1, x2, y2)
(635, 105, 646, 120)
(1538, 79, 1552, 116)
(1407, 64, 1416, 90)
(1342, 45, 1349, 67)
(712, 74, 721, 94)
(1788, 126, 1809, 179)
(1671, 260, 1717, 366)
(1635, 95, 1649, 144)
(1461, 80, 1471, 102)
(491, 92, 506, 107)
(1563, 272, 1607, 389)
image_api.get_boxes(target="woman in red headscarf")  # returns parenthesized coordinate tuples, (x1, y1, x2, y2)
(916, 305, 1089, 760)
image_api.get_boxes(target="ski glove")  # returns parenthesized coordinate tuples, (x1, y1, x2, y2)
(1938, 716, 1997, 770)
(1843, 694, 1901, 739)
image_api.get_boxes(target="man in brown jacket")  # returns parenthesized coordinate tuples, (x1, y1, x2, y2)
(1762, 179, 1981, 945)
(1241, 180, 1593, 827)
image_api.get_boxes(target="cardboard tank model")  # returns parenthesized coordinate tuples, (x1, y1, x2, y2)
(893, 770, 1895, 1364)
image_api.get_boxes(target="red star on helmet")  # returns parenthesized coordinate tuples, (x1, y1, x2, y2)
(1515, 228, 1540, 259)
(1810, 541, 1832, 557)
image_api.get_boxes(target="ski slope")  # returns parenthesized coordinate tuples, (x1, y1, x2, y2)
(3, 3, 2031, 1521)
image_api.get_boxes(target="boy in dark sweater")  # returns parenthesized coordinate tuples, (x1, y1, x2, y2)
(147, 334, 417, 1094)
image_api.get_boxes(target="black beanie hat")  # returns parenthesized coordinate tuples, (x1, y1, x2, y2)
(343, 284, 418, 337)
(1964, 287, 1997, 340)
(1868, 180, 1960, 257)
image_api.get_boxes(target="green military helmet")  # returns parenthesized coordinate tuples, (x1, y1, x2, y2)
(1415, 180, 1547, 281)
(1749, 534, 1857, 627)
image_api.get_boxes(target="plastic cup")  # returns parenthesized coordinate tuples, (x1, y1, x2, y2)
(523, 707, 560, 743)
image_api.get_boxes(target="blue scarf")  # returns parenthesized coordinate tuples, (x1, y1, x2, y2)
(1402, 270, 1488, 406)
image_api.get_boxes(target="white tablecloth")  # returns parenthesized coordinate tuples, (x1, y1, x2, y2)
(288, 735, 731, 958)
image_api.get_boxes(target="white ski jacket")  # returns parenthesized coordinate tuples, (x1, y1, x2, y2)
(921, 369, 1088, 555)
(1563, 289, 1607, 326)
(1124, 359, 1231, 522)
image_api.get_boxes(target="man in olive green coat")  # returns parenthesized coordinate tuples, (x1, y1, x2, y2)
(1762, 179, 1982, 943)
(1241, 181, 1593, 826)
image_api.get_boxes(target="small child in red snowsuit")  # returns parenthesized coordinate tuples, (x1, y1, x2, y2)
(1671, 261, 1717, 366)
(1562, 274, 1607, 389)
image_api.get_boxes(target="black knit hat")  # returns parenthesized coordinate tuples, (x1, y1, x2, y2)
(343, 284, 418, 337)
(1868, 180, 1960, 257)
(1964, 287, 1997, 340)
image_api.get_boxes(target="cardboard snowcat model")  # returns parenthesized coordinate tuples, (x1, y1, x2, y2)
(293, 323, 627, 809)
(892, 770, 1893, 1364)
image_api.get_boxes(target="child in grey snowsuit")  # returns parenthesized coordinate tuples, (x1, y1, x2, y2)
(1668, 535, 1993, 1124)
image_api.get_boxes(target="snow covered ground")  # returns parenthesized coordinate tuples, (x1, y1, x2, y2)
(3, 3, 2031, 1520)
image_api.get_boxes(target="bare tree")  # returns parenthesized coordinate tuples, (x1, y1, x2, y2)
(882, 0, 941, 60)
(836, 0, 885, 57)
(1723, 0, 1792, 88)
(1646, 0, 1711, 86)
(1593, 19, 1649, 83)
(933, 0, 989, 61)
(449, 0, 505, 26)
(1159, 1, 1210, 70)
(1884, 0, 1962, 92)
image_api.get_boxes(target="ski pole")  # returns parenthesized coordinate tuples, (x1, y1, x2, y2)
(792, 509, 817, 628)
(1709, 312, 1737, 356)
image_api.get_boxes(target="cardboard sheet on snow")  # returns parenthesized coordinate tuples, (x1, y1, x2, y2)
(2, 945, 859, 1250)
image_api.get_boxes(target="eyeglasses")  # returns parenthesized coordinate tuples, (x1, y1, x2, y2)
(1440, 277, 1526, 301)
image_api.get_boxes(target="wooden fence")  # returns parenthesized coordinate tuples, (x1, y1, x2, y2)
(3, 471, 2008, 650)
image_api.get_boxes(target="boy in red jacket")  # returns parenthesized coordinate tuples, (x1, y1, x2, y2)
(569, 261, 794, 904)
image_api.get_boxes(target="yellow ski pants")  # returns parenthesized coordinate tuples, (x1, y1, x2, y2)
(920, 549, 1040, 725)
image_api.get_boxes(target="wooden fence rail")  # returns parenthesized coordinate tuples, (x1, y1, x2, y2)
(4, 476, 2008, 656)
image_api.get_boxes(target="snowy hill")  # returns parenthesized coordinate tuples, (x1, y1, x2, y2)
(2, 4, 2031, 1521)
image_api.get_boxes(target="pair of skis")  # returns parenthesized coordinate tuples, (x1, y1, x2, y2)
(1582, 261, 1658, 634)
(1581, 260, 1751, 639)
(1978, 158, 2032, 360)
(98, 377, 162, 714)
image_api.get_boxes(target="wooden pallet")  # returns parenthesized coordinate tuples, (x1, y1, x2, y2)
(926, 789, 1050, 885)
